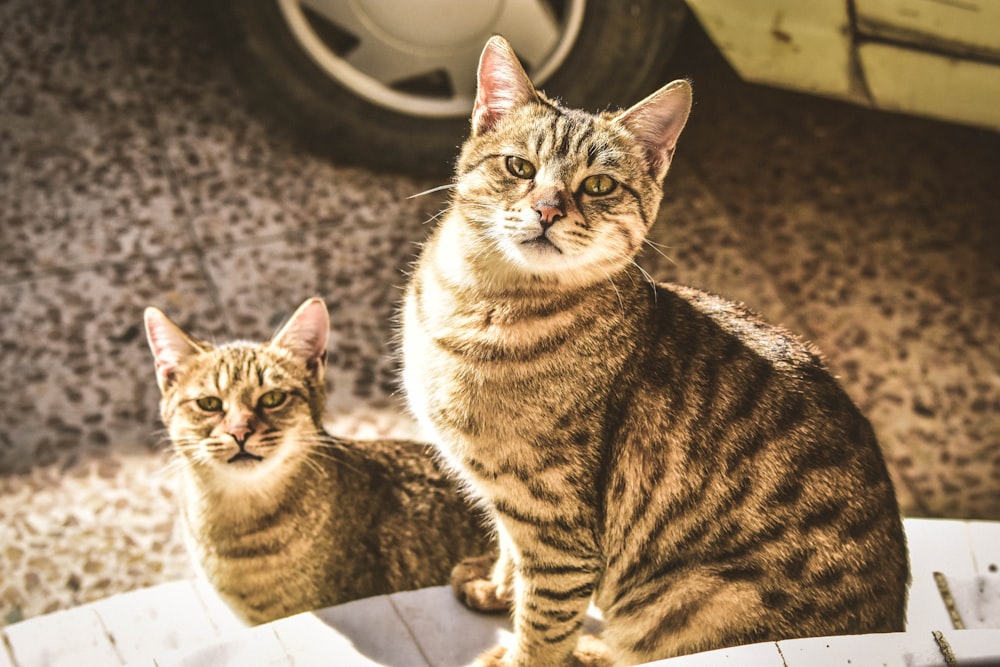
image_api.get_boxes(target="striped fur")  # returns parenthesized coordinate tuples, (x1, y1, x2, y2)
(145, 299, 490, 624)
(402, 37, 909, 666)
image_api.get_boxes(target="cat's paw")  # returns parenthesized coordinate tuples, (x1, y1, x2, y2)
(570, 634, 613, 667)
(470, 639, 610, 667)
(451, 555, 510, 613)
(471, 645, 510, 667)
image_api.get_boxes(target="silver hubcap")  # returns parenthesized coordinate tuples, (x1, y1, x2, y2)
(277, 0, 585, 117)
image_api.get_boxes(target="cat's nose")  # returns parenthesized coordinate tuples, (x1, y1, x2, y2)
(229, 427, 253, 447)
(225, 412, 255, 446)
(533, 199, 564, 226)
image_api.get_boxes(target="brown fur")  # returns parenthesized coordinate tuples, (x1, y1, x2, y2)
(144, 298, 491, 624)
(402, 37, 909, 666)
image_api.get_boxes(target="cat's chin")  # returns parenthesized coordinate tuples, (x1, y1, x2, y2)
(520, 237, 562, 255)
(208, 449, 283, 480)
(213, 458, 267, 476)
(506, 243, 620, 284)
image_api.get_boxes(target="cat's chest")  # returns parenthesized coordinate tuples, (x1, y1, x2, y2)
(404, 287, 619, 448)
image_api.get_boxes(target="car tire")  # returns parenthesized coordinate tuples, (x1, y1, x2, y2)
(210, 0, 687, 176)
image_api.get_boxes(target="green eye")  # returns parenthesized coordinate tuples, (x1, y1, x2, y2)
(582, 174, 617, 196)
(505, 156, 536, 180)
(196, 396, 223, 412)
(259, 390, 287, 409)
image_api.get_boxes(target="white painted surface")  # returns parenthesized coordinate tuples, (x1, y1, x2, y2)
(777, 630, 944, 667)
(91, 580, 217, 663)
(387, 586, 510, 667)
(684, 0, 861, 100)
(640, 640, 785, 666)
(859, 42, 1000, 132)
(903, 518, 977, 631)
(855, 0, 1000, 57)
(310, 593, 430, 666)
(3, 519, 999, 666)
(4, 604, 122, 667)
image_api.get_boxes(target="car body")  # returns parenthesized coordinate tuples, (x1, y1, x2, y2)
(687, 0, 1000, 133)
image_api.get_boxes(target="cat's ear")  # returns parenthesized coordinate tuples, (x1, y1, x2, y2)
(615, 79, 692, 182)
(272, 298, 329, 381)
(144, 307, 204, 393)
(472, 35, 537, 135)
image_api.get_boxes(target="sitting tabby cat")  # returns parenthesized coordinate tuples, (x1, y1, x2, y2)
(402, 36, 909, 666)
(144, 298, 491, 624)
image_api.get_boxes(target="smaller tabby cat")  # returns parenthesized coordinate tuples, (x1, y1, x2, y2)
(144, 298, 491, 624)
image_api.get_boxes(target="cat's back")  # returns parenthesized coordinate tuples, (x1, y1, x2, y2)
(600, 280, 909, 653)
(329, 435, 492, 591)
(632, 281, 902, 514)
(632, 281, 871, 426)
(349, 435, 486, 525)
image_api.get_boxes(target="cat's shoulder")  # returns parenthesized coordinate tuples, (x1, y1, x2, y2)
(329, 434, 449, 478)
(654, 282, 828, 370)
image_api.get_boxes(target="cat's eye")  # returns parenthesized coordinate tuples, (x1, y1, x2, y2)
(259, 390, 287, 409)
(196, 396, 223, 412)
(581, 174, 617, 196)
(505, 156, 536, 180)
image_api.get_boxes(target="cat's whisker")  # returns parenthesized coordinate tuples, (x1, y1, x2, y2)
(630, 260, 659, 299)
(423, 207, 449, 225)
(642, 238, 677, 265)
(407, 182, 456, 199)
(153, 454, 188, 479)
(308, 441, 364, 475)
(297, 453, 326, 479)
(604, 272, 626, 317)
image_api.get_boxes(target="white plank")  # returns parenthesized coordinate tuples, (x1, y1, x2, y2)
(4, 605, 122, 667)
(0, 633, 16, 667)
(92, 581, 219, 664)
(968, 520, 1000, 576)
(189, 577, 246, 637)
(935, 628, 1000, 663)
(966, 520, 1000, 627)
(640, 641, 784, 666)
(939, 573, 1000, 630)
(902, 518, 976, 631)
(388, 586, 510, 667)
(151, 626, 291, 667)
(312, 594, 429, 667)
(777, 631, 944, 667)
(272, 612, 398, 667)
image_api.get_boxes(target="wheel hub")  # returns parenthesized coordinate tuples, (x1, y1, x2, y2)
(277, 0, 585, 117)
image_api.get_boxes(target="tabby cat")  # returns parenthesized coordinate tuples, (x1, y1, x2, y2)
(402, 36, 909, 666)
(144, 298, 491, 624)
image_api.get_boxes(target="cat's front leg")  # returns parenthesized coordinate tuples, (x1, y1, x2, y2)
(477, 546, 601, 667)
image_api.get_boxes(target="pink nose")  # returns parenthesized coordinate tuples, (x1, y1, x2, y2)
(225, 411, 255, 445)
(534, 201, 564, 225)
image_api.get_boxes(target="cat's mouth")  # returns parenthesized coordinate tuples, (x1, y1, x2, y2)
(227, 451, 264, 464)
(521, 236, 562, 254)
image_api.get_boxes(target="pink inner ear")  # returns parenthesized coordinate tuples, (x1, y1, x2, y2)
(154, 358, 177, 386)
(144, 310, 199, 389)
(272, 299, 329, 372)
(616, 81, 692, 181)
(472, 37, 536, 135)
